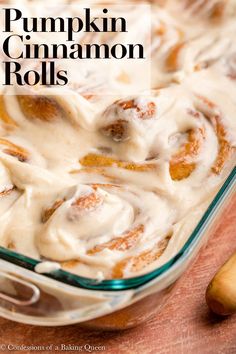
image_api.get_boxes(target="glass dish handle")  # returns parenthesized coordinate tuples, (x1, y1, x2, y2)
(0, 271, 40, 306)
(0, 260, 134, 326)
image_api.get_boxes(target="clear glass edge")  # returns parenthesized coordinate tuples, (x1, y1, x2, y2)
(0, 166, 235, 291)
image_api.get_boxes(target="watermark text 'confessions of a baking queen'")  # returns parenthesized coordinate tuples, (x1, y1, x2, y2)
(0, 343, 106, 351)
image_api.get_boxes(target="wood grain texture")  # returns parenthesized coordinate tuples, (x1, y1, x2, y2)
(0, 196, 235, 354)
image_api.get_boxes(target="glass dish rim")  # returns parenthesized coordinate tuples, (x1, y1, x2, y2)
(0, 166, 235, 291)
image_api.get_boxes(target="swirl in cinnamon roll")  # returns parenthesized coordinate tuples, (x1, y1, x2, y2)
(97, 93, 174, 161)
(0, 162, 20, 213)
(194, 95, 235, 175)
(36, 180, 175, 279)
(182, 0, 229, 21)
(0, 96, 18, 128)
(0, 136, 47, 168)
(17, 95, 65, 123)
(0, 161, 21, 250)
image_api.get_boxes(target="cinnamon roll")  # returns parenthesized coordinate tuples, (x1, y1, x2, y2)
(97, 93, 174, 161)
(37, 181, 176, 279)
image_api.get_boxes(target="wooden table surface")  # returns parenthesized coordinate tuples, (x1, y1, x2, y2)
(0, 196, 235, 354)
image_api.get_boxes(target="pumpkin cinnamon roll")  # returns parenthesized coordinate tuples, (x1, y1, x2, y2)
(98, 93, 173, 161)
(98, 96, 158, 160)
(193, 95, 236, 175)
(37, 182, 175, 279)
(168, 88, 235, 181)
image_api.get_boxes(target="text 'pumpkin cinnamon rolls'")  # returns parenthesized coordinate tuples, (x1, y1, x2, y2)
(36, 182, 176, 279)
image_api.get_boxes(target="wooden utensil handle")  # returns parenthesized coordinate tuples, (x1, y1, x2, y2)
(206, 251, 236, 316)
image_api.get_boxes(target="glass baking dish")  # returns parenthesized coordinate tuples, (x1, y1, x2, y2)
(0, 166, 235, 329)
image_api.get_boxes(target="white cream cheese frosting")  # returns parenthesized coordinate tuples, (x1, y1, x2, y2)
(0, 0, 235, 279)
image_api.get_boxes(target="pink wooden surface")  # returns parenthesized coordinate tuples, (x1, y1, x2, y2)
(0, 196, 235, 354)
